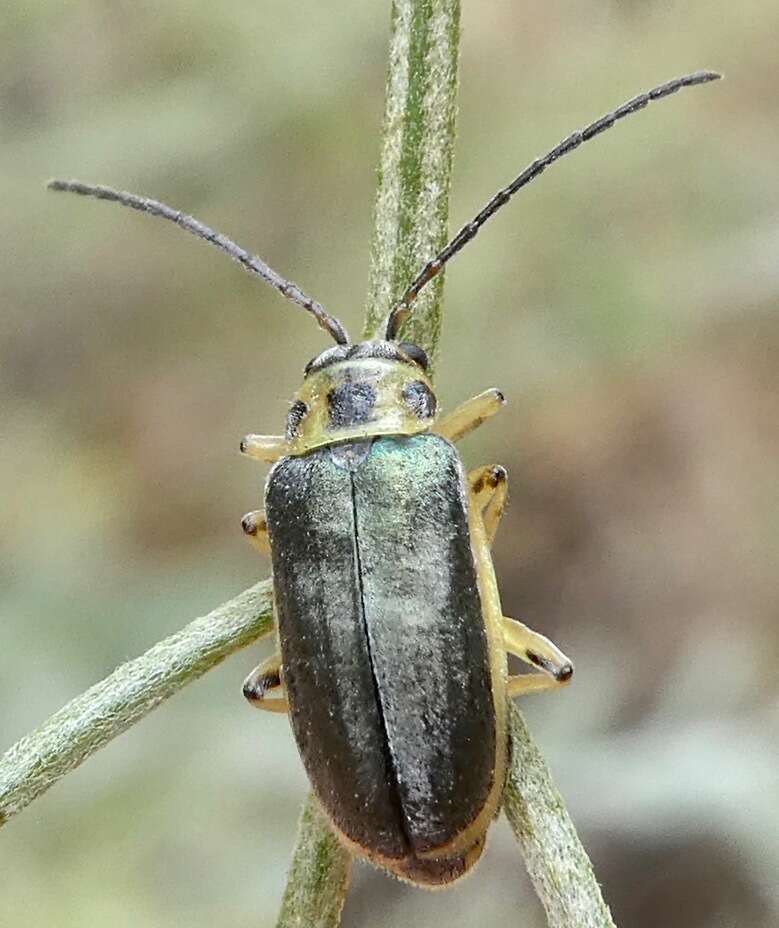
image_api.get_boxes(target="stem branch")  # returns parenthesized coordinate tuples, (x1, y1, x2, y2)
(0, 581, 273, 826)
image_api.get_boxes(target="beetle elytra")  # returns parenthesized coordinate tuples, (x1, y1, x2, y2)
(50, 70, 719, 886)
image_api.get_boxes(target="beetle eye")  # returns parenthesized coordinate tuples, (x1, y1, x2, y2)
(398, 342, 429, 371)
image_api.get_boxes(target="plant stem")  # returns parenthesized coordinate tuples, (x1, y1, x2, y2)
(363, 0, 460, 367)
(504, 704, 617, 927)
(276, 794, 353, 928)
(0, 580, 273, 827)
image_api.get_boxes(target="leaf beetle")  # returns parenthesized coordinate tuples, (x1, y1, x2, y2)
(49, 70, 720, 887)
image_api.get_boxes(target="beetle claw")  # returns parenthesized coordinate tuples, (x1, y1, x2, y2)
(556, 662, 574, 683)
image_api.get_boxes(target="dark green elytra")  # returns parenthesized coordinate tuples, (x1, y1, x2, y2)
(265, 434, 496, 869)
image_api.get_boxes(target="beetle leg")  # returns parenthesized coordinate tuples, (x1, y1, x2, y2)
(435, 389, 506, 443)
(241, 509, 270, 555)
(240, 433, 289, 463)
(502, 615, 574, 697)
(468, 465, 508, 547)
(243, 653, 288, 713)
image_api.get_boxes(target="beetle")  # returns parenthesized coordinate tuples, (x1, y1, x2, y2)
(49, 70, 719, 886)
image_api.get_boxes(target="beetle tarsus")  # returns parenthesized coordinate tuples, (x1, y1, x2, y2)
(503, 616, 574, 696)
(243, 655, 288, 714)
(243, 672, 278, 702)
(241, 515, 257, 536)
(241, 510, 270, 554)
(556, 662, 574, 683)
(469, 463, 509, 547)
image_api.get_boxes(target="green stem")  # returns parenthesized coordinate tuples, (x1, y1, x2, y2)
(0, 581, 273, 827)
(504, 704, 617, 928)
(363, 0, 460, 368)
(276, 794, 353, 928)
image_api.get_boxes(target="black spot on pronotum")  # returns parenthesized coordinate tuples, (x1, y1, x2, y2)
(286, 400, 309, 441)
(397, 342, 430, 370)
(328, 381, 377, 428)
(241, 514, 258, 536)
(403, 380, 437, 420)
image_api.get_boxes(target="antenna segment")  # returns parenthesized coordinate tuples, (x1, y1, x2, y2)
(48, 179, 350, 345)
(385, 70, 721, 339)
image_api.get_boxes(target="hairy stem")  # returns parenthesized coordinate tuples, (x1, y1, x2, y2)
(504, 704, 617, 927)
(276, 794, 353, 928)
(363, 0, 460, 367)
(0, 581, 273, 827)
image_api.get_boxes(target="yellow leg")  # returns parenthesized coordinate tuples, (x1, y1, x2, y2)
(435, 389, 506, 443)
(507, 673, 569, 697)
(241, 509, 270, 555)
(240, 433, 289, 463)
(502, 616, 573, 697)
(468, 465, 508, 547)
(243, 652, 288, 714)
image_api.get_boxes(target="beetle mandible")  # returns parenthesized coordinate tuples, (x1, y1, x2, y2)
(50, 70, 720, 886)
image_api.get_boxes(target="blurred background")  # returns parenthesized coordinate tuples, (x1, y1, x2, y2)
(1, 1, 777, 926)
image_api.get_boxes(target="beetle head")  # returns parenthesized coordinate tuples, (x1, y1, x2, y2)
(283, 340, 437, 454)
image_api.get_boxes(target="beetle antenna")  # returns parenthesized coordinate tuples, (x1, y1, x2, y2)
(385, 69, 721, 339)
(47, 179, 350, 346)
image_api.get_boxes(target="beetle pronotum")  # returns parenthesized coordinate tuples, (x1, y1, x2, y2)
(50, 70, 719, 886)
